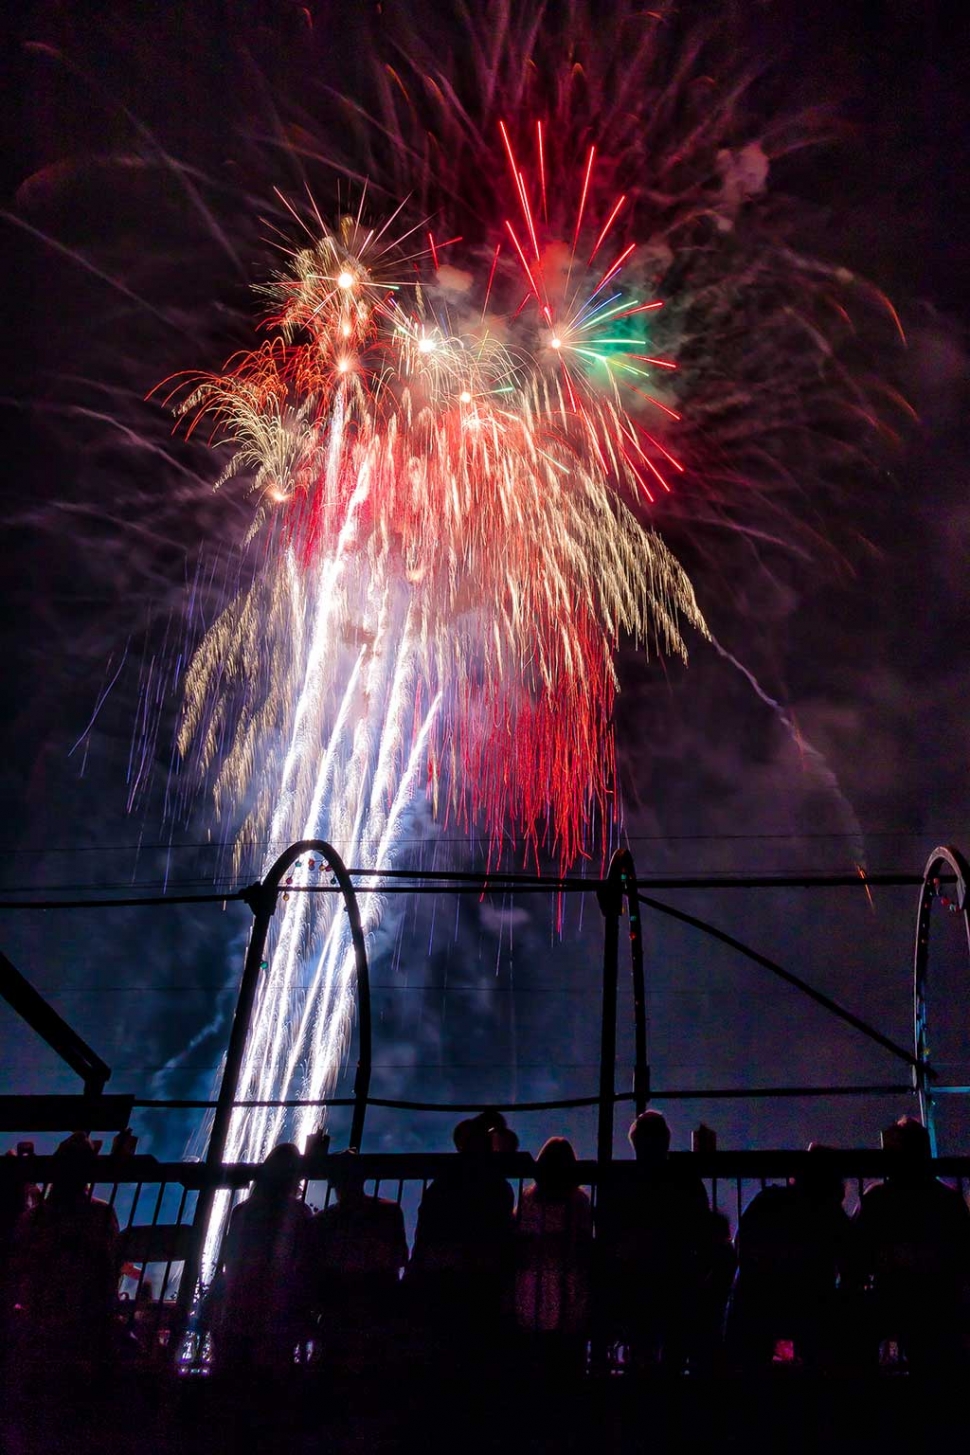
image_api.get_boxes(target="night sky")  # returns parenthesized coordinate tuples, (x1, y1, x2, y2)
(1, 0, 968, 1165)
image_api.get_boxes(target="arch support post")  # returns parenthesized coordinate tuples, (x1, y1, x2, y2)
(596, 847, 648, 1163)
(914, 844, 970, 1154)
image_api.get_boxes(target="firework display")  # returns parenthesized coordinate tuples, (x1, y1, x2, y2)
(151, 5, 904, 1261)
(168, 125, 705, 1215)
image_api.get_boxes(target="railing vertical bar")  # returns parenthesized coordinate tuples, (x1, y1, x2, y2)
(156, 1255, 176, 1351)
(127, 1181, 145, 1230)
(154, 1181, 191, 1352)
(131, 1181, 166, 1315)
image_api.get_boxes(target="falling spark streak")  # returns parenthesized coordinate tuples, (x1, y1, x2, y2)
(856, 864, 876, 914)
(572, 145, 596, 255)
(588, 195, 626, 265)
(708, 634, 867, 867)
(537, 120, 548, 225)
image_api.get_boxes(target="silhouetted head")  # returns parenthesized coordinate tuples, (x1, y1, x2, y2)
(534, 1137, 580, 1197)
(793, 1143, 845, 1206)
(453, 1118, 478, 1154)
(454, 1109, 505, 1157)
(629, 1110, 671, 1165)
(328, 1149, 365, 1204)
(50, 1131, 98, 1203)
(256, 1142, 302, 1198)
(882, 1116, 932, 1181)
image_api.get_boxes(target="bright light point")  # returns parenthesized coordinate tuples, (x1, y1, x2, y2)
(460, 391, 472, 403)
(341, 322, 351, 337)
(418, 337, 436, 354)
(337, 357, 350, 373)
(550, 337, 562, 350)
(337, 271, 354, 290)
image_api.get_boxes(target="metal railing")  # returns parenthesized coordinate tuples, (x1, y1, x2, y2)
(4, 1147, 969, 1375)
(3, 839, 970, 1363)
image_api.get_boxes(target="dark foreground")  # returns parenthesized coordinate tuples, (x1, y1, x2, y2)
(2, 1366, 964, 1455)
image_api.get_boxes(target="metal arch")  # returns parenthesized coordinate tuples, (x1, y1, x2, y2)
(178, 840, 370, 1325)
(596, 847, 649, 1163)
(913, 844, 970, 1153)
(250, 840, 371, 1151)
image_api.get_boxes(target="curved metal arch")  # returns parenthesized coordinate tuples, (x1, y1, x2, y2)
(176, 843, 369, 1332)
(913, 843, 970, 1153)
(179, 840, 371, 1325)
(238, 839, 371, 1154)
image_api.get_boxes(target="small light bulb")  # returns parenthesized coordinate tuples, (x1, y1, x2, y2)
(337, 271, 354, 290)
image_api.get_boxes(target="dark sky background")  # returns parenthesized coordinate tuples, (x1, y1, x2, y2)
(1, 0, 968, 1168)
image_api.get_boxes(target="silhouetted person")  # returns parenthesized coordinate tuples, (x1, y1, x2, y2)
(727, 1145, 852, 1372)
(597, 1111, 710, 1374)
(211, 1142, 312, 1374)
(515, 1137, 592, 1376)
(1, 1147, 39, 1362)
(309, 1152, 408, 1375)
(689, 1208, 737, 1376)
(855, 1117, 970, 1372)
(10, 1132, 120, 1374)
(408, 1112, 515, 1367)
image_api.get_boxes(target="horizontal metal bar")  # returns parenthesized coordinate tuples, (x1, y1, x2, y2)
(127, 1083, 913, 1114)
(0, 870, 945, 912)
(0, 892, 243, 911)
(0, 1094, 134, 1132)
(649, 1084, 913, 1101)
(3, 1149, 969, 1191)
(119, 1222, 195, 1263)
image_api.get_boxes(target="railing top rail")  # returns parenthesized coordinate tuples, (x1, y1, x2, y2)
(2, 1148, 969, 1188)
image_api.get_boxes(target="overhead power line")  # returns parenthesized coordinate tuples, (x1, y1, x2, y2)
(0, 828, 959, 856)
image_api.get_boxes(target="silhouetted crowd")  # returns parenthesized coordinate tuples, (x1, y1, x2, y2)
(2, 1112, 969, 1383)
